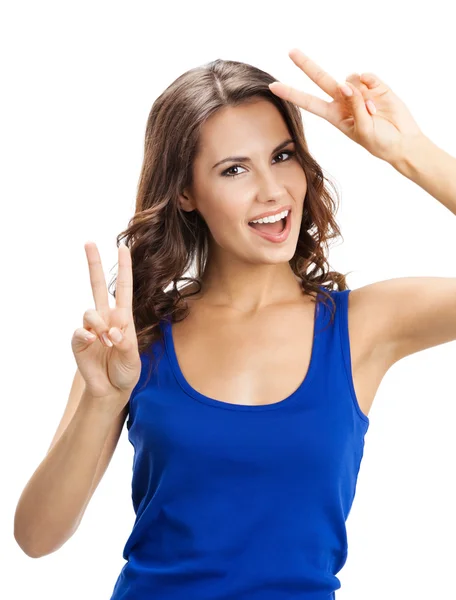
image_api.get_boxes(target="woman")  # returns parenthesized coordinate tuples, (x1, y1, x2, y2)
(14, 49, 456, 599)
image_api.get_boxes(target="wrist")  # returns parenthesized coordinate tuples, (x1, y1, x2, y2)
(80, 387, 130, 420)
(390, 133, 433, 179)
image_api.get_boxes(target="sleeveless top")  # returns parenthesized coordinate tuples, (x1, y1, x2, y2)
(109, 287, 370, 600)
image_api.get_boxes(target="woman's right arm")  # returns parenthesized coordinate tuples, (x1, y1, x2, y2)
(14, 241, 141, 558)
(13, 368, 130, 559)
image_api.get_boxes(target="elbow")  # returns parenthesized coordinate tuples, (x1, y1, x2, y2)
(14, 534, 66, 559)
(14, 532, 43, 559)
(14, 525, 70, 559)
(14, 514, 41, 558)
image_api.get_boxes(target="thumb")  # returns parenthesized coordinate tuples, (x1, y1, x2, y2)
(339, 80, 372, 134)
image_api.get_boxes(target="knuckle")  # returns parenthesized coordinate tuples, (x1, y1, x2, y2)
(314, 68, 325, 82)
(83, 308, 97, 321)
(83, 310, 108, 332)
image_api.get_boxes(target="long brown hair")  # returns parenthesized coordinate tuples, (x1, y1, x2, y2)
(108, 58, 352, 385)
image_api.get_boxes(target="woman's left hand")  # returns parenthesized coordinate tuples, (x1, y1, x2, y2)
(269, 48, 425, 165)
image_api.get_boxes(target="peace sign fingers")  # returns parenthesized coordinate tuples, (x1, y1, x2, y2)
(269, 80, 331, 122)
(288, 48, 339, 99)
(269, 49, 342, 122)
(114, 243, 133, 312)
(84, 241, 110, 313)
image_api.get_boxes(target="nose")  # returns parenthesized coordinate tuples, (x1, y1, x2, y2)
(256, 168, 287, 204)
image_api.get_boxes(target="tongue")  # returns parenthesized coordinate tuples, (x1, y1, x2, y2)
(249, 219, 284, 234)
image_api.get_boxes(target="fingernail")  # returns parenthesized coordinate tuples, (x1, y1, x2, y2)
(340, 83, 353, 97)
(366, 99, 377, 114)
(101, 332, 113, 347)
(269, 82, 282, 92)
(109, 328, 123, 343)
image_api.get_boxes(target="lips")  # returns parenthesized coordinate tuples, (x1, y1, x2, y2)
(247, 208, 292, 243)
(247, 204, 292, 224)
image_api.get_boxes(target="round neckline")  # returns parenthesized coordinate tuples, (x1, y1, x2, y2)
(161, 288, 325, 412)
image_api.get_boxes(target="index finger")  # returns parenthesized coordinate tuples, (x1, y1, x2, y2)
(84, 241, 110, 312)
(288, 48, 338, 99)
(114, 242, 133, 311)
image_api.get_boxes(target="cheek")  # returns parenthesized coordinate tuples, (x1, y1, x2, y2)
(203, 208, 247, 246)
(207, 193, 249, 229)
(292, 168, 307, 191)
(207, 213, 243, 236)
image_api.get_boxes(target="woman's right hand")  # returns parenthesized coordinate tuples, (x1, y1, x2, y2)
(71, 241, 142, 406)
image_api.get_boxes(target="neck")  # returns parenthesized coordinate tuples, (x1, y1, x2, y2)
(198, 261, 304, 315)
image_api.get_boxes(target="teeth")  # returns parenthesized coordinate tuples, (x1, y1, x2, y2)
(250, 209, 289, 224)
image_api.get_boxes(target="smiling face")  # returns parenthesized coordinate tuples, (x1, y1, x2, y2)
(179, 98, 307, 267)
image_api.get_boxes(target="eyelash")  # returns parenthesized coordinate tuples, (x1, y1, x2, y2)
(221, 150, 297, 178)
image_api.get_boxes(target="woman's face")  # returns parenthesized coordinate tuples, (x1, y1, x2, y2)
(179, 98, 308, 265)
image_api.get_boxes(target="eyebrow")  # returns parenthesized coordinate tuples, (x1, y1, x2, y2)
(211, 138, 295, 170)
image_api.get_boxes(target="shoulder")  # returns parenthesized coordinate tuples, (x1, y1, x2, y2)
(334, 284, 398, 371)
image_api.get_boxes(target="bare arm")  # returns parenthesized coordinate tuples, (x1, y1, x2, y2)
(14, 373, 129, 559)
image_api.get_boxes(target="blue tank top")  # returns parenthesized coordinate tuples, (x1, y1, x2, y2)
(110, 287, 370, 600)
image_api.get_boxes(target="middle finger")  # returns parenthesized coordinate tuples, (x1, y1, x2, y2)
(288, 48, 339, 99)
(115, 242, 133, 312)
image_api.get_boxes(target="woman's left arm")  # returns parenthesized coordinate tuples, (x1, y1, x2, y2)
(390, 135, 456, 217)
(269, 49, 456, 365)
(269, 48, 456, 216)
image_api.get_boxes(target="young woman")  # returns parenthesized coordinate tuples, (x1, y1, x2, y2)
(14, 49, 456, 599)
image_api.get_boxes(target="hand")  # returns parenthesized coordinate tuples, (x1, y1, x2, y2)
(269, 48, 425, 164)
(71, 242, 141, 405)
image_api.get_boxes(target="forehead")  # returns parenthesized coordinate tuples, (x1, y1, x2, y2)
(197, 99, 289, 158)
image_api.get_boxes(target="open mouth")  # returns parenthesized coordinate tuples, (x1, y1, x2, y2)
(246, 208, 292, 244)
(248, 209, 290, 234)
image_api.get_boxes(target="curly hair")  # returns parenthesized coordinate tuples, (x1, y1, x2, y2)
(107, 57, 352, 388)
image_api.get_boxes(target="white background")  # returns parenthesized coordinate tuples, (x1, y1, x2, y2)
(3, 1, 455, 599)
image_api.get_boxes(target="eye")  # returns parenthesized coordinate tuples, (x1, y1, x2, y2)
(221, 149, 297, 178)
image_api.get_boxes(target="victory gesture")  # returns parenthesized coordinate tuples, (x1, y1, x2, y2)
(71, 242, 141, 403)
(269, 48, 425, 165)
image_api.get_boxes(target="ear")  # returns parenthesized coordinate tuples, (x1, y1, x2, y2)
(178, 188, 197, 213)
